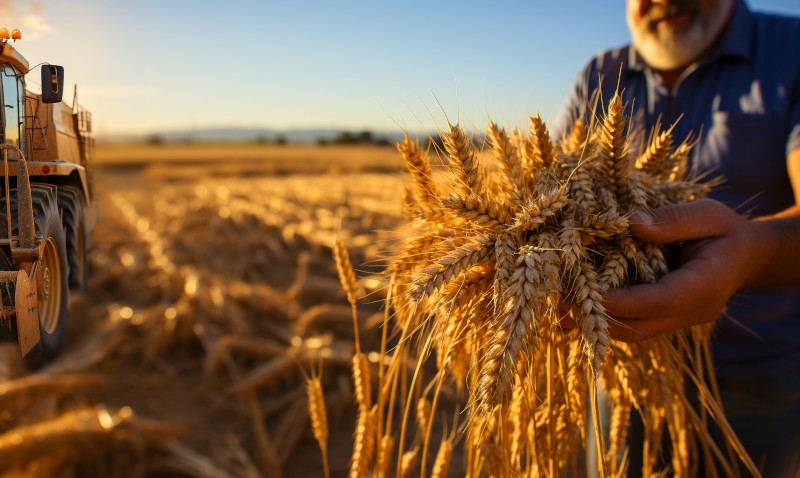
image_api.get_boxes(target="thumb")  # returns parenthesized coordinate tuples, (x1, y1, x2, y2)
(628, 199, 733, 244)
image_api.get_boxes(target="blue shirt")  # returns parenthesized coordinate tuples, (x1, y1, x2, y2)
(553, 0, 800, 378)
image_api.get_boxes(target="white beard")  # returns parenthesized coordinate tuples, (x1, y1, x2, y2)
(632, 22, 711, 70)
(627, 0, 734, 71)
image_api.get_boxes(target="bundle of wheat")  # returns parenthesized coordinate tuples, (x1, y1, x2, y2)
(327, 92, 760, 477)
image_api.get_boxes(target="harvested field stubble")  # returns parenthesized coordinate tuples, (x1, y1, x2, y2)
(0, 164, 405, 476)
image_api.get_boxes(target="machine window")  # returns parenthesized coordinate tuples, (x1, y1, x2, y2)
(1, 65, 21, 149)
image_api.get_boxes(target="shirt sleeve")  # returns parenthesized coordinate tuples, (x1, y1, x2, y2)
(787, 30, 800, 156)
(788, 99, 800, 156)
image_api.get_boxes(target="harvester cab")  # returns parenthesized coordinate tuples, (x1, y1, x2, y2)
(0, 28, 95, 367)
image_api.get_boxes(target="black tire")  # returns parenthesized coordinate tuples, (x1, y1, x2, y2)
(58, 186, 89, 292)
(24, 187, 70, 367)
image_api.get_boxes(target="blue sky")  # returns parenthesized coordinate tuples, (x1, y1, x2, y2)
(3, 0, 800, 138)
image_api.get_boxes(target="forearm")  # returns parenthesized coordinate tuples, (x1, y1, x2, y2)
(750, 205, 800, 288)
(748, 146, 800, 287)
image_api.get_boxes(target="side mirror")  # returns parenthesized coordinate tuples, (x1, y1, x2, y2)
(41, 65, 64, 104)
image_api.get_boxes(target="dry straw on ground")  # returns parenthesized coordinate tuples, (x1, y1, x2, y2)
(326, 92, 762, 477)
(1, 167, 405, 477)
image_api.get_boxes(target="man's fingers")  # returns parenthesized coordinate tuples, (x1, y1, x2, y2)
(603, 264, 727, 341)
(629, 199, 734, 244)
(603, 275, 689, 321)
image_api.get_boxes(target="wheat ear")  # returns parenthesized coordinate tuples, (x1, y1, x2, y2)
(305, 364, 330, 478)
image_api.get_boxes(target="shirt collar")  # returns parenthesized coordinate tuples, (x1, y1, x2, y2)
(627, 0, 754, 72)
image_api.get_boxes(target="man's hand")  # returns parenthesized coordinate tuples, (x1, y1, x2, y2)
(603, 198, 765, 342)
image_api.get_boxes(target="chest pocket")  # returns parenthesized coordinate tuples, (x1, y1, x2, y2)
(700, 111, 790, 212)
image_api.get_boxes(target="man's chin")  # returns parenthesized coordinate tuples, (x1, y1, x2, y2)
(634, 39, 702, 71)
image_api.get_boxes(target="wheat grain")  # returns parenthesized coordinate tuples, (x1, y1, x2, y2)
(306, 377, 328, 446)
(563, 117, 588, 155)
(352, 352, 372, 410)
(568, 161, 599, 214)
(398, 447, 419, 478)
(438, 195, 512, 229)
(334, 239, 359, 307)
(565, 336, 588, 436)
(398, 135, 438, 207)
(487, 120, 524, 200)
(350, 404, 376, 478)
(600, 93, 631, 194)
(411, 237, 494, 300)
(636, 122, 674, 174)
(416, 397, 432, 439)
(666, 131, 699, 182)
(529, 112, 556, 169)
(431, 437, 453, 478)
(442, 123, 483, 198)
(606, 389, 631, 475)
(305, 374, 331, 478)
(598, 248, 628, 289)
(374, 434, 394, 478)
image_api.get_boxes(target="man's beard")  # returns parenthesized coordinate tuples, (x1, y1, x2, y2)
(630, 0, 716, 71)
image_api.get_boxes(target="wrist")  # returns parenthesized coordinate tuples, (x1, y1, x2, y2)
(748, 211, 800, 288)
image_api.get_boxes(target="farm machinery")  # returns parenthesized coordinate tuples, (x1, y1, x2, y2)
(0, 29, 95, 366)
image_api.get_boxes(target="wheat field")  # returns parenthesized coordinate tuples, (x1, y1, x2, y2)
(0, 144, 410, 477)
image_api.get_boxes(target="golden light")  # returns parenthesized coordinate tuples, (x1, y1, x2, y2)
(184, 272, 199, 295)
(11, 29, 21, 40)
(97, 408, 114, 430)
(120, 252, 135, 267)
(0, 28, 9, 40)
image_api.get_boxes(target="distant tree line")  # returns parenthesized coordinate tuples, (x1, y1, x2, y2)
(143, 129, 484, 150)
(146, 130, 395, 146)
(317, 130, 391, 146)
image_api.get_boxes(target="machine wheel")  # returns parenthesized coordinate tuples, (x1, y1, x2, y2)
(25, 189, 70, 367)
(58, 186, 89, 292)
